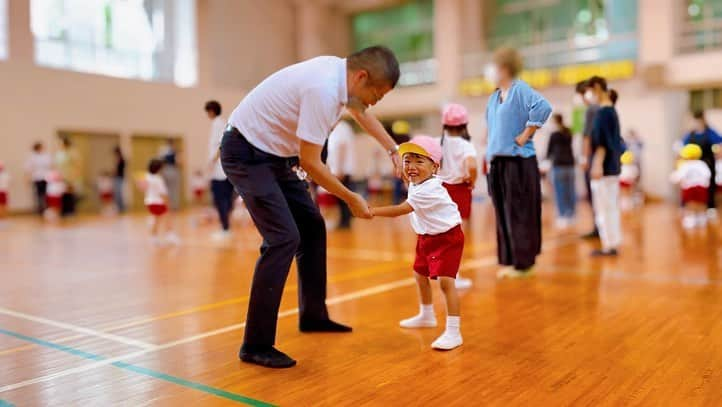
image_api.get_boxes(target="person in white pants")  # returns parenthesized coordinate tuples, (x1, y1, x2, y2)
(587, 76, 624, 257)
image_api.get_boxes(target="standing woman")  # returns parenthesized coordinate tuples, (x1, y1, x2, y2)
(546, 113, 576, 228)
(484, 47, 552, 279)
(587, 76, 625, 256)
(113, 146, 126, 213)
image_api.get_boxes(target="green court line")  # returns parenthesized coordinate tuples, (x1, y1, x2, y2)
(0, 328, 275, 407)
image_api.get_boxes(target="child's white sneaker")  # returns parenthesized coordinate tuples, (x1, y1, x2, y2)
(431, 331, 463, 350)
(455, 277, 472, 289)
(682, 215, 696, 230)
(164, 233, 181, 246)
(399, 314, 437, 328)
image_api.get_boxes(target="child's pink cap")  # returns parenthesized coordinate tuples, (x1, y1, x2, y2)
(398, 135, 443, 164)
(442, 103, 469, 126)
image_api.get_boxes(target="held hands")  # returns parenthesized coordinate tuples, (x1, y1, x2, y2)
(347, 192, 372, 219)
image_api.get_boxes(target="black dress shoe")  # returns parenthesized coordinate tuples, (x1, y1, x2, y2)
(590, 248, 618, 257)
(300, 319, 353, 333)
(239, 345, 296, 368)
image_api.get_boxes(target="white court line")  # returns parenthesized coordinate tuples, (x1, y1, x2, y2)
(0, 307, 155, 350)
(0, 236, 578, 394)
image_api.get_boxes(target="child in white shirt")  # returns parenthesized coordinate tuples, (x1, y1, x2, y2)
(96, 171, 115, 215)
(371, 135, 464, 351)
(144, 159, 179, 245)
(45, 170, 66, 222)
(437, 103, 477, 289)
(619, 151, 640, 211)
(670, 144, 711, 229)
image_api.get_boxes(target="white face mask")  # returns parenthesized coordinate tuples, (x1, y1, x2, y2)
(584, 89, 598, 104)
(484, 64, 500, 86)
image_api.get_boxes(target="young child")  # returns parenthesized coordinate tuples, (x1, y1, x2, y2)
(0, 162, 9, 223)
(144, 159, 180, 245)
(619, 151, 639, 211)
(670, 144, 711, 229)
(437, 103, 477, 290)
(44, 170, 65, 222)
(96, 171, 115, 215)
(191, 170, 207, 206)
(371, 135, 464, 351)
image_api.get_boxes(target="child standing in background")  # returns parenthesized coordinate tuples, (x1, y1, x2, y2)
(437, 104, 477, 289)
(670, 144, 711, 229)
(44, 170, 65, 222)
(191, 170, 207, 206)
(96, 171, 115, 215)
(144, 159, 180, 245)
(619, 151, 639, 211)
(371, 136, 464, 351)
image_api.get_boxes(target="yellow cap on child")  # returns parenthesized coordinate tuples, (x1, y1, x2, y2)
(680, 144, 703, 160)
(620, 151, 634, 165)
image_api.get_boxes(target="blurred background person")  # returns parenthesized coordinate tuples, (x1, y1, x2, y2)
(159, 139, 182, 212)
(205, 100, 234, 240)
(682, 110, 722, 218)
(113, 146, 127, 213)
(577, 80, 600, 240)
(545, 113, 576, 228)
(55, 136, 82, 217)
(326, 120, 356, 229)
(25, 142, 52, 215)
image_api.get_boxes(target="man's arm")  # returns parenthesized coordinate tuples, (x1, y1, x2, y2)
(371, 202, 414, 217)
(299, 140, 371, 218)
(348, 109, 401, 175)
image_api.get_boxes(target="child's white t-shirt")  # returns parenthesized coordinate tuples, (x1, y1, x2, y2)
(0, 172, 9, 192)
(670, 160, 711, 189)
(716, 159, 722, 185)
(144, 173, 167, 205)
(97, 176, 113, 193)
(438, 136, 477, 185)
(620, 164, 639, 183)
(46, 180, 66, 197)
(406, 176, 461, 235)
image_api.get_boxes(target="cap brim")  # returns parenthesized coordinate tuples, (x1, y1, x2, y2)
(398, 142, 432, 161)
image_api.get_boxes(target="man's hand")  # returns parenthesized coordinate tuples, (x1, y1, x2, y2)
(515, 133, 530, 147)
(347, 192, 372, 219)
(391, 151, 401, 178)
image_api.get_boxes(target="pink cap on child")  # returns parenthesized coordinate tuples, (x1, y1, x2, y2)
(398, 135, 443, 164)
(442, 103, 469, 126)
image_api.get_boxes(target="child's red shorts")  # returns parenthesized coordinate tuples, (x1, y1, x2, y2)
(443, 182, 472, 220)
(194, 189, 205, 200)
(0, 192, 7, 205)
(413, 224, 464, 280)
(101, 192, 114, 203)
(682, 186, 708, 205)
(147, 203, 168, 216)
(46, 196, 62, 209)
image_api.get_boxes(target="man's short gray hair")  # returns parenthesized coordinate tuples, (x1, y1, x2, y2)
(347, 46, 400, 88)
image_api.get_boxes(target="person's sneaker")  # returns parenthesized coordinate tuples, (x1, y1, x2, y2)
(431, 332, 463, 350)
(497, 267, 535, 279)
(211, 230, 232, 242)
(581, 230, 600, 239)
(707, 208, 718, 220)
(399, 314, 437, 328)
(164, 233, 181, 246)
(455, 277, 473, 289)
(590, 248, 619, 257)
(239, 345, 296, 368)
(299, 319, 352, 333)
(682, 215, 697, 230)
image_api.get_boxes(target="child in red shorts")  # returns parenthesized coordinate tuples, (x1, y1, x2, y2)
(670, 144, 711, 229)
(144, 159, 179, 245)
(96, 171, 115, 215)
(44, 170, 65, 222)
(437, 103, 477, 290)
(371, 135, 464, 351)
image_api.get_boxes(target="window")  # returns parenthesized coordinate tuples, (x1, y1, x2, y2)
(0, 0, 7, 60)
(352, 0, 435, 86)
(31, 0, 197, 87)
(690, 88, 722, 112)
(681, 0, 722, 52)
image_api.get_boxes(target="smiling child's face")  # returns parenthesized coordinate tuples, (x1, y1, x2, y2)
(403, 153, 438, 184)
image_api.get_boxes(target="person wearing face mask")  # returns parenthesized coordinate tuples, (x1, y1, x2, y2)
(483, 47, 552, 279)
(221, 46, 401, 368)
(587, 76, 624, 257)
(576, 80, 601, 239)
(683, 110, 722, 217)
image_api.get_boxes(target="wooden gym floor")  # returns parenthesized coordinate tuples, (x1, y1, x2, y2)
(0, 200, 721, 406)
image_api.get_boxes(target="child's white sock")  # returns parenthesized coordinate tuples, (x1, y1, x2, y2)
(431, 316, 463, 350)
(399, 304, 437, 328)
